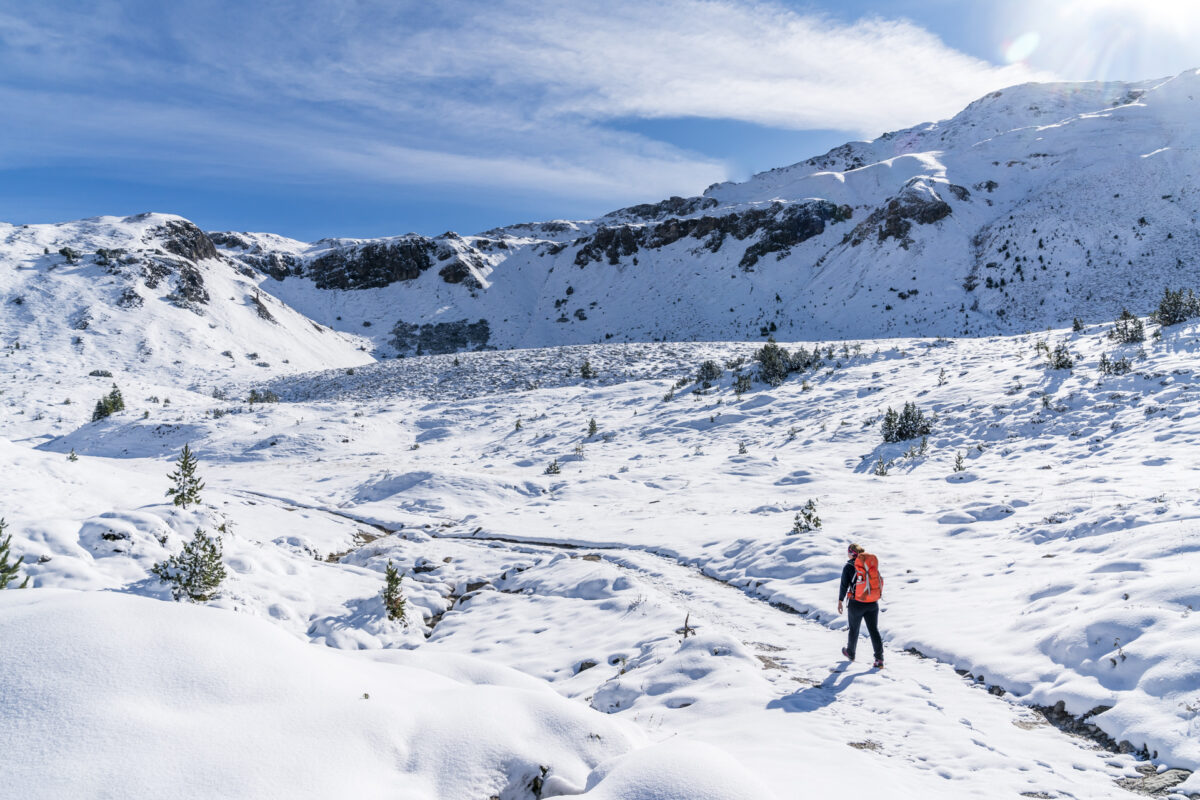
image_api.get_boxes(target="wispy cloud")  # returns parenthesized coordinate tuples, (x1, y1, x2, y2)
(0, 0, 1052, 211)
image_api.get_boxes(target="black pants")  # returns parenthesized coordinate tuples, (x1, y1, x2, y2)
(846, 599, 883, 661)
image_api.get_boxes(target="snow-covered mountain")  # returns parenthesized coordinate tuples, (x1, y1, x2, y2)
(6, 69, 1200, 800)
(202, 68, 1199, 354)
(0, 213, 372, 380)
(6, 70, 1198, 369)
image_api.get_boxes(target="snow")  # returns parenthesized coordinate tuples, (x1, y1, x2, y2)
(0, 589, 658, 799)
(193, 68, 1200, 350)
(5, 314, 1200, 796)
(4, 69, 1200, 799)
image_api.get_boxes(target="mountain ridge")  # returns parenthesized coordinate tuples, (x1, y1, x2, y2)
(4, 69, 1198, 371)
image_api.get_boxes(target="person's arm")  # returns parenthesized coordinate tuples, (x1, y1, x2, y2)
(837, 561, 852, 614)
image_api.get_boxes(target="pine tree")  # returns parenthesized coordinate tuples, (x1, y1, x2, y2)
(1109, 310, 1145, 344)
(1072, 317, 1085, 332)
(151, 528, 225, 601)
(91, 383, 126, 421)
(544, 458, 561, 475)
(587, 418, 598, 436)
(1151, 288, 1200, 327)
(790, 500, 821, 533)
(580, 360, 597, 379)
(166, 443, 205, 508)
(383, 560, 406, 622)
(0, 519, 30, 589)
(67, 448, 78, 462)
(882, 402, 933, 443)
(697, 360, 722, 384)
(953, 451, 966, 472)
(755, 338, 790, 386)
(1046, 343, 1074, 370)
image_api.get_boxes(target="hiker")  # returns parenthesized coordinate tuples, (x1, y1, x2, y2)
(837, 543, 884, 668)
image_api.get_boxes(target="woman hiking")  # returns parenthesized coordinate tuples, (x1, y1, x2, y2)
(837, 543, 884, 668)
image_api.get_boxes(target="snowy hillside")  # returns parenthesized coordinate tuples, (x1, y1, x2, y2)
(196, 69, 1200, 354)
(6, 72, 1198, 368)
(5, 308, 1200, 797)
(0, 213, 372, 381)
(5, 68, 1200, 799)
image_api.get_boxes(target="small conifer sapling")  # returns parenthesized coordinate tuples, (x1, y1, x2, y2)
(151, 528, 225, 601)
(383, 560, 406, 622)
(166, 443, 205, 508)
(790, 500, 821, 534)
(0, 519, 30, 589)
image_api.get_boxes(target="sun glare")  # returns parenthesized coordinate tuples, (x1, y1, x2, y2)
(1001, 0, 1200, 80)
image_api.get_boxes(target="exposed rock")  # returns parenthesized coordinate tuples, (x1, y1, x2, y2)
(389, 318, 491, 356)
(849, 180, 952, 248)
(166, 264, 210, 309)
(249, 293, 276, 323)
(151, 220, 218, 262)
(116, 288, 143, 309)
(140, 258, 174, 289)
(1033, 701, 1150, 758)
(572, 201, 851, 270)
(605, 195, 718, 221)
(738, 201, 852, 270)
(309, 239, 437, 290)
(436, 254, 482, 288)
(207, 231, 254, 250)
(1115, 765, 1192, 795)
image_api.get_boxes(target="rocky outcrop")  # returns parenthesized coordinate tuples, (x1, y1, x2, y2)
(166, 264, 210, 310)
(849, 181, 953, 248)
(604, 195, 718, 222)
(738, 201, 853, 269)
(389, 318, 491, 356)
(309, 239, 437, 290)
(572, 201, 852, 269)
(151, 220, 218, 262)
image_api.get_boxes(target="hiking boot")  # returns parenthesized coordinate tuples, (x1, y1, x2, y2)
(873, 658, 884, 669)
(841, 647, 854, 661)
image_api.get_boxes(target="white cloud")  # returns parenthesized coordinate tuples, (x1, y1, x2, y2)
(400, 0, 1052, 136)
(0, 0, 1058, 211)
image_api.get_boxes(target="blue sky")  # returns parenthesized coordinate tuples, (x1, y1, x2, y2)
(2, 0, 1197, 240)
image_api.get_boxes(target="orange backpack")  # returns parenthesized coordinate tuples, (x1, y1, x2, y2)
(852, 553, 883, 602)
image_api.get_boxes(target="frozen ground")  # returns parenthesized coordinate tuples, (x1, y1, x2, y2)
(2, 318, 1200, 798)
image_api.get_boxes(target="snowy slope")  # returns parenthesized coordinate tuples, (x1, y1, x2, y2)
(0, 213, 372, 381)
(0, 589, 778, 800)
(194, 69, 1200, 353)
(5, 68, 1200, 800)
(4, 311, 1200, 797)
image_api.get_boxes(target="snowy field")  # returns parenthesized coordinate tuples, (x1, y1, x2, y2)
(2, 319, 1200, 798)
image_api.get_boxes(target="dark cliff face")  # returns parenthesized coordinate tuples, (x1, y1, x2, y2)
(572, 201, 853, 270)
(308, 240, 438, 290)
(305, 238, 489, 291)
(848, 181, 956, 248)
(151, 220, 219, 262)
(604, 195, 719, 222)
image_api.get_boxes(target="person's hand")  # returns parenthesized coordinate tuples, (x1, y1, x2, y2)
(837, 601, 843, 615)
